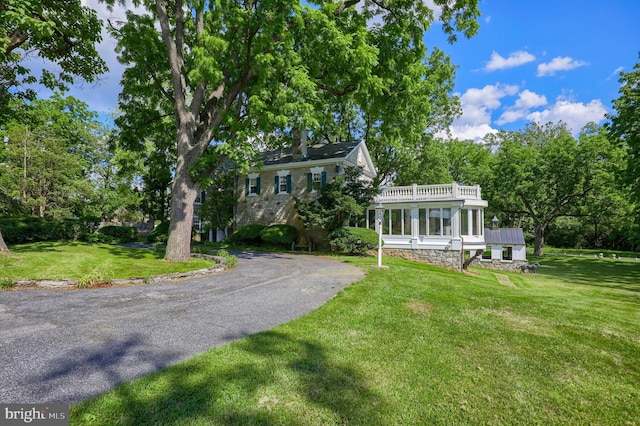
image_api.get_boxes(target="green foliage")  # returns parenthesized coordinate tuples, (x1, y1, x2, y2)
(0, 0, 106, 120)
(259, 224, 298, 247)
(145, 221, 170, 243)
(327, 227, 379, 255)
(295, 166, 378, 234)
(608, 55, 640, 203)
(0, 216, 96, 243)
(76, 271, 113, 289)
(484, 122, 618, 255)
(98, 226, 138, 243)
(230, 224, 267, 244)
(0, 278, 15, 289)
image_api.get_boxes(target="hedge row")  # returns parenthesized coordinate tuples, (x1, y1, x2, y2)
(0, 216, 100, 244)
(0, 217, 139, 244)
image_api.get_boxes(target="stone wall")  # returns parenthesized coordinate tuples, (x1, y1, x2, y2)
(471, 258, 528, 272)
(383, 247, 462, 272)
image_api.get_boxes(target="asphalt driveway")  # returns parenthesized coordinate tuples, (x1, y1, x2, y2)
(0, 251, 363, 404)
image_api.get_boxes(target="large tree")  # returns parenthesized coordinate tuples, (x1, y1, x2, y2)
(0, 0, 108, 255)
(107, 0, 480, 261)
(486, 122, 614, 256)
(608, 55, 640, 203)
(0, 0, 106, 119)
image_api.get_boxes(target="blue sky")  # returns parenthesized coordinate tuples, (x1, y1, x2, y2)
(31, 0, 640, 141)
(428, 0, 640, 140)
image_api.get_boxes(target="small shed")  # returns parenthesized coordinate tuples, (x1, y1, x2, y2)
(482, 227, 527, 262)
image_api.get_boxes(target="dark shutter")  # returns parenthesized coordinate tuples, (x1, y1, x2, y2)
(245, 178, 249, 196)
(286, 174, 292, 194)
(307, 173, 313, 192)
(256, 177, 261, 194)
(321, 171, 327, 188)
(274, 175, 280, 194)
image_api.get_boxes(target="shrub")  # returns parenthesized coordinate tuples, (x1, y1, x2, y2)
(0, 216, 94, 243)
(146, 221, 170, 243)
(230, 224, 266, 244)
(259, 224, 298, 247)
(327, 226, 379, 255)
(86, 232, 116, 244)
(99, 226, 138, 243)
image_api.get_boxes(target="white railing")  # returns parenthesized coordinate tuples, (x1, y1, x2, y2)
(375, 183, 482, 203)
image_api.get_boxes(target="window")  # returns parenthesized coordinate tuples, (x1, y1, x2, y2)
(194, 190, 206, 204)
(391, 209, 402, 235)
(472, 208, 481, 236)
(274, 171, 291, 194)
(245, 174, 260, 196)
(192, 215, 202, 232)
(307, 167, 327, 192)
(502, 246, 513, 261)
(442, 208, 452, 236)
(461, 208, 469, 235)
(482, 247, 492, 260)
(461, 208, 482, 236)
(419, 208, 427, 235)
(429, 208, 441, 235)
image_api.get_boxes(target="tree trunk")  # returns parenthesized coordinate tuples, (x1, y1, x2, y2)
(463, 249, 484, 270)
(0, 229, 17, 258)
(164, 143, 200, 262)
(533, 223, 545, 256)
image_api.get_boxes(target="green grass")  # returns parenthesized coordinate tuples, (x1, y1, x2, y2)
(69, 253, 640, 425)
(0, 242, 215, 281)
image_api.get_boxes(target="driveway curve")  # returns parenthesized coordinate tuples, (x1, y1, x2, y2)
(0, 251, 363, 404)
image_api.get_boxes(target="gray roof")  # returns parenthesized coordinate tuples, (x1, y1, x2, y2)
(261, 140, 360, 166)
(484, 228, 526, 245)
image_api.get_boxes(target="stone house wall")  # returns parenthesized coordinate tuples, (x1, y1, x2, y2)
(472, 258, 528, 272)
(383, 247, 462, 272)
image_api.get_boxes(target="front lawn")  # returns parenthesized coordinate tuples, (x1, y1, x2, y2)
(0, 242, 215, 281)
(68, 253, 640, 425)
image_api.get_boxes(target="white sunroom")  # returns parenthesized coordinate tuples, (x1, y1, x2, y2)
(366, 183, 489, 271)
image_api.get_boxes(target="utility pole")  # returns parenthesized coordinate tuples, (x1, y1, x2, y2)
(22, 126, 28, 202)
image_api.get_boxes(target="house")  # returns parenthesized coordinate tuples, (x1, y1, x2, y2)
(366, 183, 489, 271)
(235, 136, 377, 237)
(475, 221, 528, 271)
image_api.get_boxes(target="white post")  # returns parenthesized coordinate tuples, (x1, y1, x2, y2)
(375, 203, 385, 268)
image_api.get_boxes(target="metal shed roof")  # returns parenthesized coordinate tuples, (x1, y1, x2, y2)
(484, 228, 526, 245)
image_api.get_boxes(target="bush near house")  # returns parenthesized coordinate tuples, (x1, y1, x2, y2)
(259, 224, 298, 247)
(145, 221, 170, 243)
(230, 224, 266, 244)
(327, 226, 379, 255)
(98, 226, 139, 243)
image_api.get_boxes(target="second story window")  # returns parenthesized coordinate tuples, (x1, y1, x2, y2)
(245, 173, 261, 196)
(275, 170, 291, 194)
(307, 167, 327, 192)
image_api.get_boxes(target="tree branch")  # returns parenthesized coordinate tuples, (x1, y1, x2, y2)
(334, 0, 361, 15)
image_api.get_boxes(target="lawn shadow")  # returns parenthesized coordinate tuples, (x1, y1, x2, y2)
(95, 244, 162, 260)
(70, 330, 386, 425)
(535, 255, 640, 293)
(30, 333, 182, 404)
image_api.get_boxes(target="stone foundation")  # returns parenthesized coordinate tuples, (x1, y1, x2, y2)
(472, 258, 528, 272)
(383, 248, 462, 272)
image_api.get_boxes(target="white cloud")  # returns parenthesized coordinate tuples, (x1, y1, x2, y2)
(607, 66, 624, 80)
(496, 89, 547, 125)
(448, 84, 519, 141)
(526, 97, 607, 134)
(537, 56, 588, 77)
(485, 51, 536, 71)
